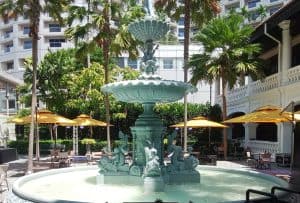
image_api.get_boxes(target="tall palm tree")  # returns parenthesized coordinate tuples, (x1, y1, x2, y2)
(65, 0, 144, 152)
(154, 0, 220, 152)
(189, 13, 262, 159)
(0, 0, 71, 173)
(257, 5, 267, 21)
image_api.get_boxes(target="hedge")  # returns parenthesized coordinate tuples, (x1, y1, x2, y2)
(8, 139, 110, 155)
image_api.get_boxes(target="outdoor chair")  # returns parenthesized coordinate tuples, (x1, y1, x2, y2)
(257, 152, 272, 169)
(246, 151, 257, 168)
(58, 152, 71, 167)
(0, 164, 9, 190)
(50, 149, 61, 168)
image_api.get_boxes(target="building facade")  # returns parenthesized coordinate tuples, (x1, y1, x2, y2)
(216, 0, 300, 163)
(220, 0, 289, 25)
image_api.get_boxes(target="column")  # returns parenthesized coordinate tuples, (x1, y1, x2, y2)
(278, 20, 291, 85)
(243, 123, 258, 148)
(277, 122, 292, 153)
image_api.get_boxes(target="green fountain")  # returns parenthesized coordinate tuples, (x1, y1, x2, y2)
(101, 2, 197, 192)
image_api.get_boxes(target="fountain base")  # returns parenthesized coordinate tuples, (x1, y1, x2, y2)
(144, 176, 165, 192)
(96, 173, 142, 185)
(164, 171, 200, 184)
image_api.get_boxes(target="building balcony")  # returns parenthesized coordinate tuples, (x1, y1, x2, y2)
(216, 64, 300, 107)
(0, 35, 14, 44)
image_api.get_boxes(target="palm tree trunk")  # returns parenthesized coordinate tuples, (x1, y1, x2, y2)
(103, 1, 111, 153)
(183, 0, 191, 152)
(27, 15, 39, 174)
(221, 73, 228, 160)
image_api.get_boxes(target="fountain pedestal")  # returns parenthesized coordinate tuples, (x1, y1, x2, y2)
(131, 103, 164, 167)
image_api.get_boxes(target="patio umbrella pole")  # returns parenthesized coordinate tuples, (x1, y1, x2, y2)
(291, 121, 295, 172)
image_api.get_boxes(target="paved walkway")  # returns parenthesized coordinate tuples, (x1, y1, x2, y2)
(0, 157, 297, 203)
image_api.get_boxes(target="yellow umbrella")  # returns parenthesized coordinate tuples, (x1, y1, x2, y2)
(6, 117, 28, 125)
(170, 116, 228, 128)
(223, 105, 297, 123)
(7, 109, 76, 159)
(170, 116, 227, 152)
(72, 114, 111, 126)
(7, 109, 76, 126)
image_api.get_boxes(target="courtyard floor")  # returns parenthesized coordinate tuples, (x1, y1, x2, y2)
(0, 155, 298, 203)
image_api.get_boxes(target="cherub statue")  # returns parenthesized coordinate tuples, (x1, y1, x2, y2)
(144, 145, 161, 177)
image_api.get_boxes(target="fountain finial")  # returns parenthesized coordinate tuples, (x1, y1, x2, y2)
(144, 0, 155, 17)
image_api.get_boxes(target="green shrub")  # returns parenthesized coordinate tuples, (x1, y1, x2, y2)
(8, 139, 109, 155)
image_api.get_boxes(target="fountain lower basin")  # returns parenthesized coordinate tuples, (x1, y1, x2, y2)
(9, 165, 288, 203)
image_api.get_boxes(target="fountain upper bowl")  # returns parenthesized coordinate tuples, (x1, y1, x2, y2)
(128, 18, 169, 42)
(101, 79, 196, 103)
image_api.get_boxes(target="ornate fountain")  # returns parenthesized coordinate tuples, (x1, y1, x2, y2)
(100, 1, 198, 192)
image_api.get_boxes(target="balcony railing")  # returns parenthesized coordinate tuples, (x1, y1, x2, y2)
(249, 73, 279, 94)
(287, 65, 300, 84)
(217, 65, 300, 106)
(246, 140, 280, 154)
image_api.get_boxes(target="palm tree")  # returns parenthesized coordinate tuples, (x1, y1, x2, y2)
(154, 0, 220, 152)
(240, 6, 250, 22)
(257, 5, 267, 21)
(189, 13, 262, 159)
(0, 0, 71, 174)
(65, 0, 144, 152)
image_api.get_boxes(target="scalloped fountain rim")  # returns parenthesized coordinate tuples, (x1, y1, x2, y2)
(128, 17, 169, 42)
(9, 165, 289, 203)
(101, 79, 197, 103)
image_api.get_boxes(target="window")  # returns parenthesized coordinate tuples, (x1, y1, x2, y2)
(178, 28, 184, 37)
(4, 29, 13, 38)
(178, 17, 184, 26)
(9, 100, 15, 109)
(6, 62, 14, 70)
(256, 123, 277, 142)
(23, 13, 29, 19)
(117, 57, 125, 68)
(248, 0, 260, 9)
(23, 26, 30, 35)
(2, 100, 15, 109)
(250, 12, 259, 21)
(3, 18, 9, 24)
(163, 59, 173, 69)
(270, 0, 279, 2)
(49, 24, 61, 32)
(269, 7, 280, 15)
(128, 59, 138, 69)
(23, 40, 32, 49)
(49, 39, 65, 47)
(4, 43, 13, 53)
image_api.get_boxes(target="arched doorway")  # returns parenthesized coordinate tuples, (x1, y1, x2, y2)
(228, 112, 245, 140)
(256, 123, 277, 142)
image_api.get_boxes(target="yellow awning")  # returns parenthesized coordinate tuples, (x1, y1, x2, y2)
(72, 114, 111, 126)
(170, 116, 228, 128)
(7, 109, 76, 126)
(223, 105, 298, 124)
